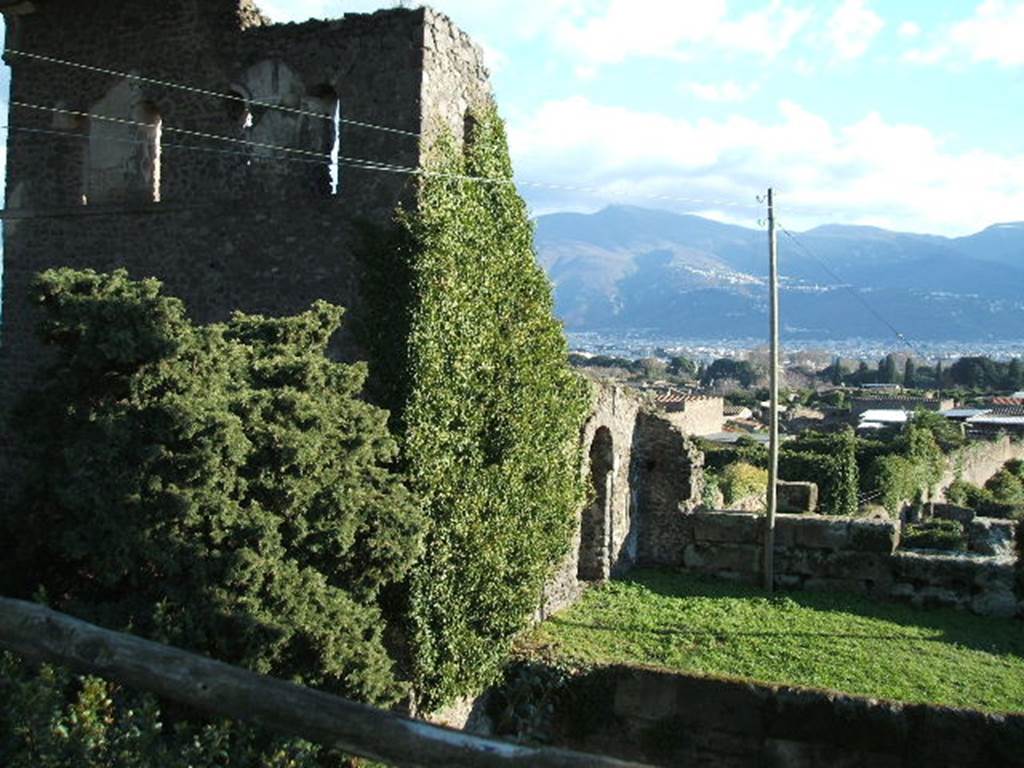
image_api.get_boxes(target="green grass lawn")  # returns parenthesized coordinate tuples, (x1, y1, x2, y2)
(529, 570, 1024, 713)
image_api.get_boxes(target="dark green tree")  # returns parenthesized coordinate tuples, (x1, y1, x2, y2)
(668, 355, 699, 379)
(700, 358, 759, 387)
(879, 354, 899, 384)
(1008, 358, 1023, 390)
(949, 356, 1000, 389)
(904, 358, 917, 389)
(2, 268, 423, 705)
(853, 360, 871, 384)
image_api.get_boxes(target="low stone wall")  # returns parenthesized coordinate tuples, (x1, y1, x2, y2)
(939, 435, 1024, 500)
(552, 665, 1024, 768)
(661, 396, 724, 437)
(678, 511, 1022, 618)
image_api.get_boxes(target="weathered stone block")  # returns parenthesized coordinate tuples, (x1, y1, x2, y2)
(779, 515, 851, 551)
(692, 511, 762, 545)
(674, 675, 767, 739)
(777, 481, 818, 514)
(914, 586, 963, 609)
(775, 574, 803, 590)
(970, 588, 1018, 618)
(803, 577, 867, 595)
(932, 503, 976, 525)
(848, 519, 899, 554)
(774, 547, 827, 577)
(892, 551, 1004, 593)
(684, 543, 760, 574)
(614, 671, 678, 722)
(818, 552, 894, 590)
(967, 517, 1019, 557)
(763, 739, 900, 768)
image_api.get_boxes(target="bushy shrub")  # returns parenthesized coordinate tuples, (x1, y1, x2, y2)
(871, 454, 920, 515)
(902, 519, 967, 551)
(2, 269, 422, 705)
(0, 653, 332, 767)
(698, 438, 768, 473)
(948, 473, 1024, 520)
(780, 429, 859, 516)
(719, 462, 768, 506)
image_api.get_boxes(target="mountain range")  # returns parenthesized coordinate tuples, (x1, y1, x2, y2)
(533, 206, 1024, 342)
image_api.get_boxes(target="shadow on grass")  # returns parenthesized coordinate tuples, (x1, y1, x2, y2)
(568, 568, 1024, 662)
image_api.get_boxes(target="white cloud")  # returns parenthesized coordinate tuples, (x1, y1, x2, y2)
(687, 80, 759, 103)
(898, 21, 921, 39)
(949, 0, 1024, 66)
(554, 0, 811, 68)
(826, 0, 884, 60)
(903, 1, 1024, 68)
(479, 40, 508, 73)
(714, 1, 814, 58)
(507, 96, 1024, 236)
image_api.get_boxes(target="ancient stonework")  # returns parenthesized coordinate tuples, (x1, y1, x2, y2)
(542, 382, 706, 617)
(676, 509, 1022, 619)
(0, 0, 492, 480)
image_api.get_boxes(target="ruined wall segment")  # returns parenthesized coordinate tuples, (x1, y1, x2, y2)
(0, 1, 492, 416)
(543, 381, 640, 617)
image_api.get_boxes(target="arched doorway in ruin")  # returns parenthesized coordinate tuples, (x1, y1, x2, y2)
(578, 426, 614, 581)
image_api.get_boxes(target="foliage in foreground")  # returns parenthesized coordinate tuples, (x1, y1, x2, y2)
(1, 269, 423, 705)
(902, 519, 967, 551)
(0, 653, 334, 768)
(530, 570, 1024, 713)
(386, 109, 591, 708)
(780, 429, 859, 515)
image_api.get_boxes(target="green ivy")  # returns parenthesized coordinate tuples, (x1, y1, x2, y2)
(363, 108, 590, 708)
(868, 418, 946, 515)
(780, 429, 859, 516)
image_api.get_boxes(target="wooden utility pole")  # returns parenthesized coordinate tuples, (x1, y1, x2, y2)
(764, 188, 779, 592)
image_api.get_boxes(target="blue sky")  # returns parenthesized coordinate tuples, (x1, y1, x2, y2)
(5, 1, 1024, 235)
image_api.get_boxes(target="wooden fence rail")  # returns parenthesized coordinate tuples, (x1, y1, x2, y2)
(0, 597, 650, 768)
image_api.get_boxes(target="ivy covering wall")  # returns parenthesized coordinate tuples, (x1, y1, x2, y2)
(779, 429, 859, 516)
(386, 108, 591, 708)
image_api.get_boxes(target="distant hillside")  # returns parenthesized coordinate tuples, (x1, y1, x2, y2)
(533, 206, 1024, 341)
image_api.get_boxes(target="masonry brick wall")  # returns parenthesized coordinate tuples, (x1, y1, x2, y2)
(555, 666, 1024, 768)
(0, 1, 492, 486)
(677, 510, 1022, 619)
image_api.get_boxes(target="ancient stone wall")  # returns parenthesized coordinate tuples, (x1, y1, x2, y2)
(630, 412, 704, 567)
(678, 510, 1022, 618)
(660, 395, 724, 437)
(939, 435, 1024, 500)
(553, 666, 1024, 768)
(0, 1, 491, 478)
(543, 385, 707, 617)
(543, 382, 641, 617)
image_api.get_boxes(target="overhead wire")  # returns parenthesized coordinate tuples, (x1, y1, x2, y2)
(3, 47, 421, 139)
(0, 101, 766, 220)
(777, 222, 930, 362)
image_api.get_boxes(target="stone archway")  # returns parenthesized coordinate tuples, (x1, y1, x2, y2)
(578, 426, 614, 581)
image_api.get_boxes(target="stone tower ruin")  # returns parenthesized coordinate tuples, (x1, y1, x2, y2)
(0, 0, 492, 404)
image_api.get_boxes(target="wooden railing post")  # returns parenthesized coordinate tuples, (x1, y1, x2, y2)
(0, 597, 651, 768)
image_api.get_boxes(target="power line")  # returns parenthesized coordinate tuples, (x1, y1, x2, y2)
(778, 223, 929, 361)
(2, 122, 413, 175)
(0, 109, 765, 217)
(12, 99, 338, 164)
(3, 47, 421, 139)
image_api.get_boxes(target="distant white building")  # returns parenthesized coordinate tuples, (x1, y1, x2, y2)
(857, 409, 909, 432)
